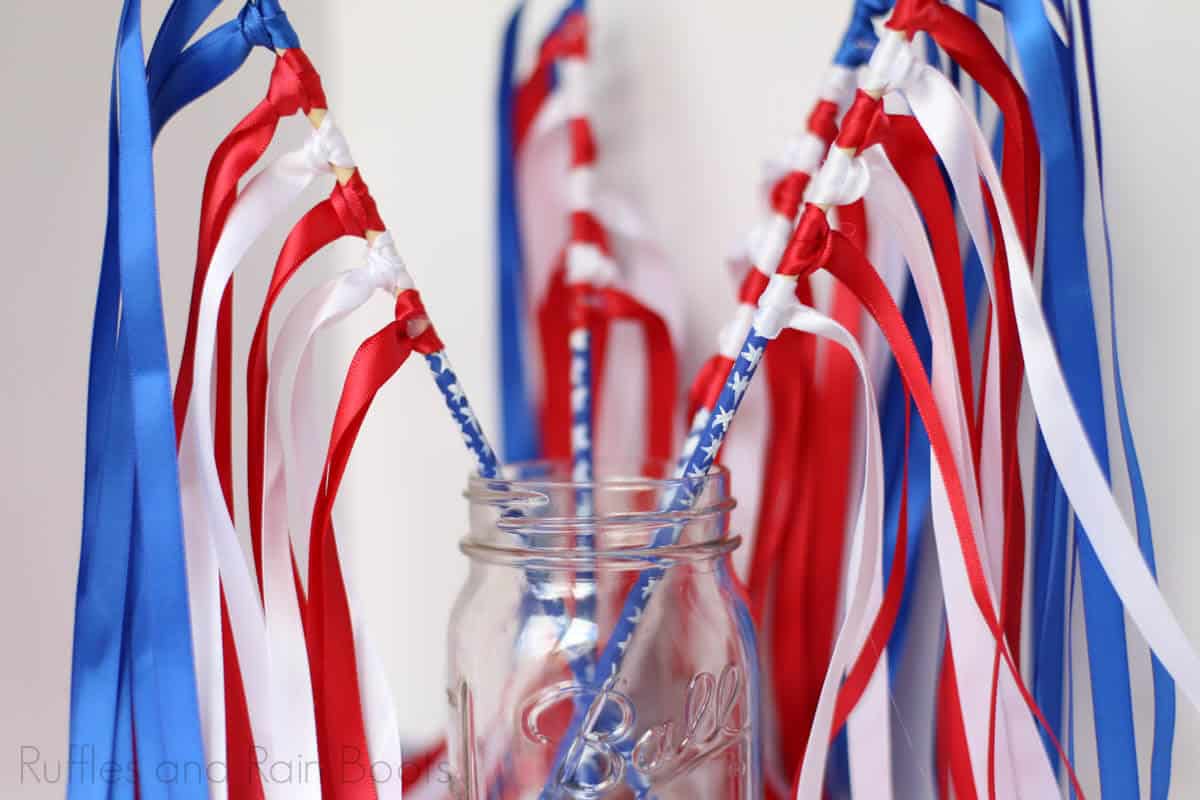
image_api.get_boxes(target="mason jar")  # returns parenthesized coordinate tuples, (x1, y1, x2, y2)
(443, 461, 761, 799)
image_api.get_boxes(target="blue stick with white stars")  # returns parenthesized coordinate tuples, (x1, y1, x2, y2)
(541, 333, 766, 797)
(427, 345, 649, 795)
(424, 349, 576, 620)
(425, 350, 501, 480)
(425, 348, 605, 677)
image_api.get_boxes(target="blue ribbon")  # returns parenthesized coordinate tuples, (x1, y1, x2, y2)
(71, 2, 295, 796)
(150, 0, 300, 136)
(1075, 1, 1176, 794)
(833, 0, 892, 67)
(495, 4, 539, 463)
(978, 0, 1167, 793)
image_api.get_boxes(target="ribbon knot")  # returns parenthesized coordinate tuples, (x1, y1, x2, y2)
(771, 170, 810, 218)
(394, 291, 444, 353)
(836, 91, 889, 151)
(363, 232, 414, 294)
(303, 116, 355, 171)
(330, 173, 384, 237)
(863, 28, 922, 94)
(778, 206, 834, 277)
(807, 101, 841, 144)
(238, 0, 301, 51)
(805, 147, 870, 207)
(266, 49, 327, 119)
(566, 243, 619, 287)
(887, 0, 942, 34)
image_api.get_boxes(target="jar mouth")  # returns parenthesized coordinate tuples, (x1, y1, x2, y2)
(460, 534, 742, 569)
(463, 460, 737, 559)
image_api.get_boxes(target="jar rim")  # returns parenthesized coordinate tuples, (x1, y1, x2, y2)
(462, 460, 737, 558)
(465, 459, 732, 494)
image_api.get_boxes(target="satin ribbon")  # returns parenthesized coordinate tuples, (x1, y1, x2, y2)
(174, 47, 326, 453)
(267, 246, 415, 800)
(755, 39, 1081, 795)
(877, 78, 1054, 798)
(986, 0, 1164, 790)
(892, 6, 1037, 693)
(846, 133, 1056, 797)
(766, 304, 886, 800)
(170, 52, 327, 800)
(833, 112, 977, 797)
(177, 127, 351, 799)
(73, 0, 277, 795)
(898, 50, 1200, 781)
(248, 164, 381, 587)
(307, 292, 443, 800)
(148, 0, 301, 135)
(1074, 2, 1176, 793)
(871, 10, 1045, 787)
(776, 209, 1076, 799)
(496, 4, 540, 462)
(192, 149, 386, 800)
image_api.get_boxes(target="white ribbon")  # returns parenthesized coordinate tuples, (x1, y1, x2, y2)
(178, 124, 336, 798)
(861, 189, 910, 395)
(860, 143, 1058, 797)
(900, 50, 1200, 757)
(753, 301, 886, 800)
(275, 254, 407, 800)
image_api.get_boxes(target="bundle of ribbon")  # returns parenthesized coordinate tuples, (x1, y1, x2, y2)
(72, 1, 516, 797)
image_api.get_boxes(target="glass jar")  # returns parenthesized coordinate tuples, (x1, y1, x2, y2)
(444, 461, 761, 799)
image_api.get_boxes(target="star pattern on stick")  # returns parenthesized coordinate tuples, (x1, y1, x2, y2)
(729, 371, 750, 403)
(571, 386, 588, 413)
(458, 406, 480, 431)
(572, 460, 590, 482)
(572, 423, 591, 452)
(740, 343, 763, 369)
(700, 434, 723, 462)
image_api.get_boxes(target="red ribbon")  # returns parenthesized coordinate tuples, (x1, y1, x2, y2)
(888, 0, 1040, 257)
(827, 111, 976, 745)
(175, 50, 326, 443)
(778, 206, 1083, 798)
(884, 114, 976, 435)
(173, 50, 325, 800)
(307, 291, 442, 800)
(885, 11, 1043, 781)
(246, 173, 385, 594)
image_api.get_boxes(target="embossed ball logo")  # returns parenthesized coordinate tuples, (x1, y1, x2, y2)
(515, 664, 748, 796)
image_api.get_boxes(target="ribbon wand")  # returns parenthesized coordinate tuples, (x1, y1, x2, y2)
(542, 19, 1160, 795)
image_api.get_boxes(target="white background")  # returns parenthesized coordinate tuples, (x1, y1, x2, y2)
(1, 0, 1197, 796)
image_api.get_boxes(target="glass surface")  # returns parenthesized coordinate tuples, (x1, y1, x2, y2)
(444, 461, 761, 799)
